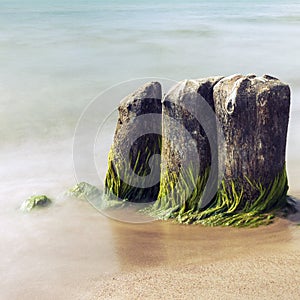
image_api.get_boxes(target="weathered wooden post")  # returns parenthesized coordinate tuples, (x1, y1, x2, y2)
(104, 75, 292, 226)
(212, 74, 290, 217)
(153, 77, 223, 218)
(105, 82, 162, 203)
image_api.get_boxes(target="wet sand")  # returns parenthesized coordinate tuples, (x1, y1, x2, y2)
(1, 195, 299, 299)
(1, 1, 300, 297)
(1, 141, 300, 299)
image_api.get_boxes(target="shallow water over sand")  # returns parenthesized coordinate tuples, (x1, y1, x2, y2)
(1, 1, 300, 298)
(1, 194, 299, 299)
(1, 135, 299, 298)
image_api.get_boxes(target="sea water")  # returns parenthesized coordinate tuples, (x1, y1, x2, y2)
(1, 0, 300, 204)
(1, 1, 300, 297)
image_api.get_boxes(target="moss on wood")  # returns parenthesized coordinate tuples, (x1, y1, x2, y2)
(143, 166, 290, 227)
(105, 134, 161, 203)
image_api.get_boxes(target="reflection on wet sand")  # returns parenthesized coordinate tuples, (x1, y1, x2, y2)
(109, 204, 300, 272)
(0, 191, 299, 299)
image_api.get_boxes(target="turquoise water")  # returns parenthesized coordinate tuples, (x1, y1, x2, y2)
(0, 0, 300, 195)
(1, 0, 300, 140)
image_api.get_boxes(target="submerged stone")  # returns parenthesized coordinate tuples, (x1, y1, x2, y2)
(68, 182, 101, 201)
(20, 195, 51, 212)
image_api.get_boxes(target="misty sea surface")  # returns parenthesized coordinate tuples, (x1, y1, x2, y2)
(0, 1, 300, 297)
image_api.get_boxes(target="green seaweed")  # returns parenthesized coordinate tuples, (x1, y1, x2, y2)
(147, 165, 210, 217)
(105, 135, 161, 203)
(105, 132, 292, 227)
(144, 165, 290, 227)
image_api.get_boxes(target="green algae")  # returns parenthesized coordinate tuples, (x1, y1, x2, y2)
(143, 166, 291, 227)
(20, 195, 52, 212)
(105, 137, 161, 203)
(104, 130, 292, 227)
(147, 166, 210, 217)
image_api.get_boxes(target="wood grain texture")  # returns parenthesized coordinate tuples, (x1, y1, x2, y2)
(213, 74, 290, 205)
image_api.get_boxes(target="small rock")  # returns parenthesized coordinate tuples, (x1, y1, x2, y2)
(20, 195, 51, 212)
(68, 182, 101, 201)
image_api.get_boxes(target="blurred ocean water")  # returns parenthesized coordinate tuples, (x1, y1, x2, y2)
(0, 0, 299, 193)
(1, 0, 300, 139)
(0, 3, 300, 297)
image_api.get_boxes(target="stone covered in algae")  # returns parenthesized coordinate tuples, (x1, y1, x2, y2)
(68, 182, 101, 201)
(20, 195, 52, 212)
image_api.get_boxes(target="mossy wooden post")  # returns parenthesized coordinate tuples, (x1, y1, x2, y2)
(105, 82, 162, 203)
(153, 77, 222, 217)
(213, 74, 290, 212)
(104, 74, 292, 226)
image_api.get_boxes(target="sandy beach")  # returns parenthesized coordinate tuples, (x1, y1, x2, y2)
(1, 1, 300, 299)
(0, 134, 299, 299)
(1, 191, 299, 300)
